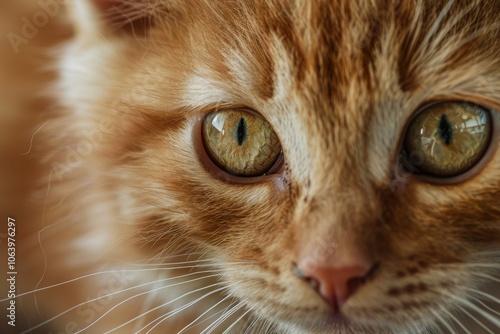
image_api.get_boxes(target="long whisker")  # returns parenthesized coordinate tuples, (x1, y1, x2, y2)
(83, 280, 228, 333)
(465, 287, 500, 305)
(456, 303, 494, 334)
(429, 307, 456, 334)
(198, 300, 239, 334)
(106, 257, 215, 266)
(242, 317, 259, 334)
(261, 319, 277, 334)
(249, 318, 264, 334)
(22, 271, 226, 333)
(471, 272, 500, 284)
(105, 282, 231, 333)
(177, 295, 233, 334)
(223, 307, 252, 334)
(181, 307, 229, 333)
(390, 304, 428, 334)
(446, 292, 500, 328)
(202, 302, 245, 334)
(258, 318, 272, 334)
(467, 295, 500, 317)
(140, 284, 236, 334)
(2, 262, 251, 301)
(105, 251, 221, 266)
(460, 301, 500, 329)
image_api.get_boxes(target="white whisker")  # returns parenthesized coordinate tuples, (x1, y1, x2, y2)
(445, 292, 500, 328)
(261, 319, 276, 334)
(20, 120, 49, 156)
(200, 300, 239, 334)
(201, 302, 244, 334)
(468, 295, 500, 317)
(177, 295, 233, 334)
(105, 282, 231, 333)
(243, 316, 261, 334)
(456, 303, 494, 334)
(465, 287, 500, 305)
(85, 279, 227, 333)
(223, 307, 252, 334)
(471, 272, 500, 284)
(106, 257, 213, 266)
(22, 271, 225, 333)
(429, 307, 456, 334)
(140, 285, 235, 334)
(2, 262, 250, 301)
(460, 301, 500, 329)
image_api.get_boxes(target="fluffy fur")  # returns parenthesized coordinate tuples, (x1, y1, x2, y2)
(1, 0, 499, 333)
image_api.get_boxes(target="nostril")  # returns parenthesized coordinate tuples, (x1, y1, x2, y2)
(346, 276, 364, 296)
(293, 263, 320, 291)
(365, 261, 380, 280)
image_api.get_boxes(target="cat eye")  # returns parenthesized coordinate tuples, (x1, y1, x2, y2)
(402, 102, 493, 177)
(202, 109, 282, 177)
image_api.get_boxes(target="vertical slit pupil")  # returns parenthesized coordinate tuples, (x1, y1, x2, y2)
(237, 118, 247, 146)
(438, 114, 453, 145)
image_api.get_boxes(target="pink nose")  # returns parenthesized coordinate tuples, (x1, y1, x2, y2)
(294, 259, 377, 311)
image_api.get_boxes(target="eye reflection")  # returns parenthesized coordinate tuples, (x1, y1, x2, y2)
(403, 102, 492, 177)
(202, 109, 282, 177)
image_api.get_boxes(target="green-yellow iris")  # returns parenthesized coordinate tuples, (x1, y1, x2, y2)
(404, 102, 492, 177)
(202, 110, 282, 176)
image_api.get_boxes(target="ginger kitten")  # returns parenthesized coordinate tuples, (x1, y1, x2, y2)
(1, 0, 499, 333)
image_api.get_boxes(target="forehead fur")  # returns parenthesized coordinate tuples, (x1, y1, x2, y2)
(92, 0, 500, 185)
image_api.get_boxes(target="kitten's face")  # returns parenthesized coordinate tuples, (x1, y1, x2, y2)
(62, 0, 500, 332)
